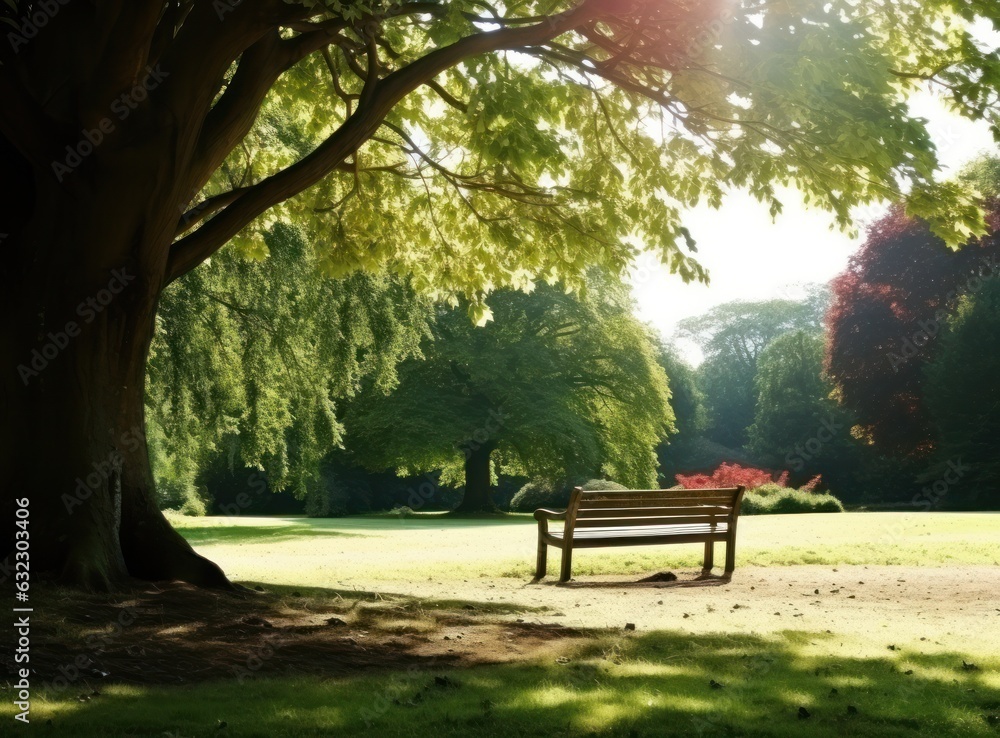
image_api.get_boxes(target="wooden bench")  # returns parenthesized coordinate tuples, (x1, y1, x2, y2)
(533, 486, 746, 582)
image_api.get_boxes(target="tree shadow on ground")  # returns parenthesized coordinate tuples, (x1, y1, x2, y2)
(537, 571, 732, 589)
(17, 617, 999, 737)
(173, 524, 361, 546)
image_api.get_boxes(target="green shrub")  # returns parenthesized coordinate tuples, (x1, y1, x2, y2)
(580, 478, 628, 492)
(742, 486, 844, 515)
(371, 505, 416, 518)
(509, 480, 567, 512)
(748, 482, 785, 498)
(157, 478, 208, 516)
(509, 478, 626, 512)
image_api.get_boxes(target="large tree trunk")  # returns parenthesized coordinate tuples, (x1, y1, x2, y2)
(1, 176, 232, 592)
(454, 442, 499, 513)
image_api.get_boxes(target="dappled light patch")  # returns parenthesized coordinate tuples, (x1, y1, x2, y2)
(13, 627, 998, 737)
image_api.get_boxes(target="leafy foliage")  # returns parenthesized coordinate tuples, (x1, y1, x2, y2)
(676, 463, 840, 513)
(748, 330, 857, 483)
(147, 224, 431, 498)
(508, 477, 627, 513)
(656, 345, 705, 439)
(826, 158, 1000, 456)
(344, 274, 674, 500)
(676, 462, 790, 490)
(167, 0, 1000, 320)
(924, 280, 1000, 509)
(741, 487, 844, 515)
(680, 291, 828, 447)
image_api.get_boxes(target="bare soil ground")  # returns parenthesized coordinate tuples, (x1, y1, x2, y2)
(397, 564, 1000, 642)
(15, 564, 998, 694)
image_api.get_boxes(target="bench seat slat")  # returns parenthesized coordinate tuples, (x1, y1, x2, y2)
(544, 524, 730, 547)
(554, 523, 729, 538)
(579, 488, 737, 498)
(564, 532, 730, 548)
(578, 496, 735, 507)
(576, 505, 732, 518)
(575, 515, 729, 528)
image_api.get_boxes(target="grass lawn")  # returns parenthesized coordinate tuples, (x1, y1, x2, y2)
(6, 512, 999, 737)
(168, 510, 1000, 584)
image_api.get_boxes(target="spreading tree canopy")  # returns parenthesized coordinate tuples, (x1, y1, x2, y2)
(344, 275, 673, 512)
(147, 222, 431, 509)
(3, 0, 999, 588)
(679, 292, 827, 447)
(826, 157, 1000, 457)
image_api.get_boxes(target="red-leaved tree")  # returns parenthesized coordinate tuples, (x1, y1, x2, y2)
(825, 199, 1000, 457)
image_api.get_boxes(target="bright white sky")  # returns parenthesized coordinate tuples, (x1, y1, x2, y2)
(632, 91, 998, 365)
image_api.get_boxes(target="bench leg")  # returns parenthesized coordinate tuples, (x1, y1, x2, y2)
(724, 537, 736, 577)
(559, 546, 573, 583)
(702, 541, 714, 575)
(535, 537, 548, 580)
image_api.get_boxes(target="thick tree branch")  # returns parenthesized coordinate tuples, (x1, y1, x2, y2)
(166, 0, 619, 283)
(156, 0, 316, 175)
(87, 1, 166, 115)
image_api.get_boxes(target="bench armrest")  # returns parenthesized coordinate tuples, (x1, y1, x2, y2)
(534, 508, 567, 522)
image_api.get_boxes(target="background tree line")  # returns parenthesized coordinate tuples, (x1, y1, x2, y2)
(145, 156, 1000, 516)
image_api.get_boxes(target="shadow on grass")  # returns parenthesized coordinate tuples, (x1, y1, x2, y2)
(17, 627, 1000, 737)
(174, 524, 360, 546)
(337, 512, 534, 530)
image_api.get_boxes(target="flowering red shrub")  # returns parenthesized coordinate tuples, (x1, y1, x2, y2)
(676, 463, 785, 490)
(676, 464, 825, 492)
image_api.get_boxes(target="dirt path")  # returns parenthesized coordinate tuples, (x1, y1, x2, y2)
(375, 565, 1000, 647)
(18, 564, 998, 692)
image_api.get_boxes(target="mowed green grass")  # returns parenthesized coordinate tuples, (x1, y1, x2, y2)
(168, 511, 1000, 584)
(7, 512, 999, 737)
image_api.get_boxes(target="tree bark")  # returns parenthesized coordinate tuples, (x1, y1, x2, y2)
(1, 181, 232, 592)
(454, 442, 499, 513)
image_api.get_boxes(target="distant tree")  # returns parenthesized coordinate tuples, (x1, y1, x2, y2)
(747, 330, 856, 485)
(656, 346, 705, 439)
(345, 276, 673, 512)
(655, 345, 711, 484)
(679, 291, 827, 447)
(826, 158, 1000, 457)
(924, 280, 1000, 509)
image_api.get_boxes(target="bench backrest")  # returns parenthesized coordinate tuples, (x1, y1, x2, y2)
(565, 486, 745, 534)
